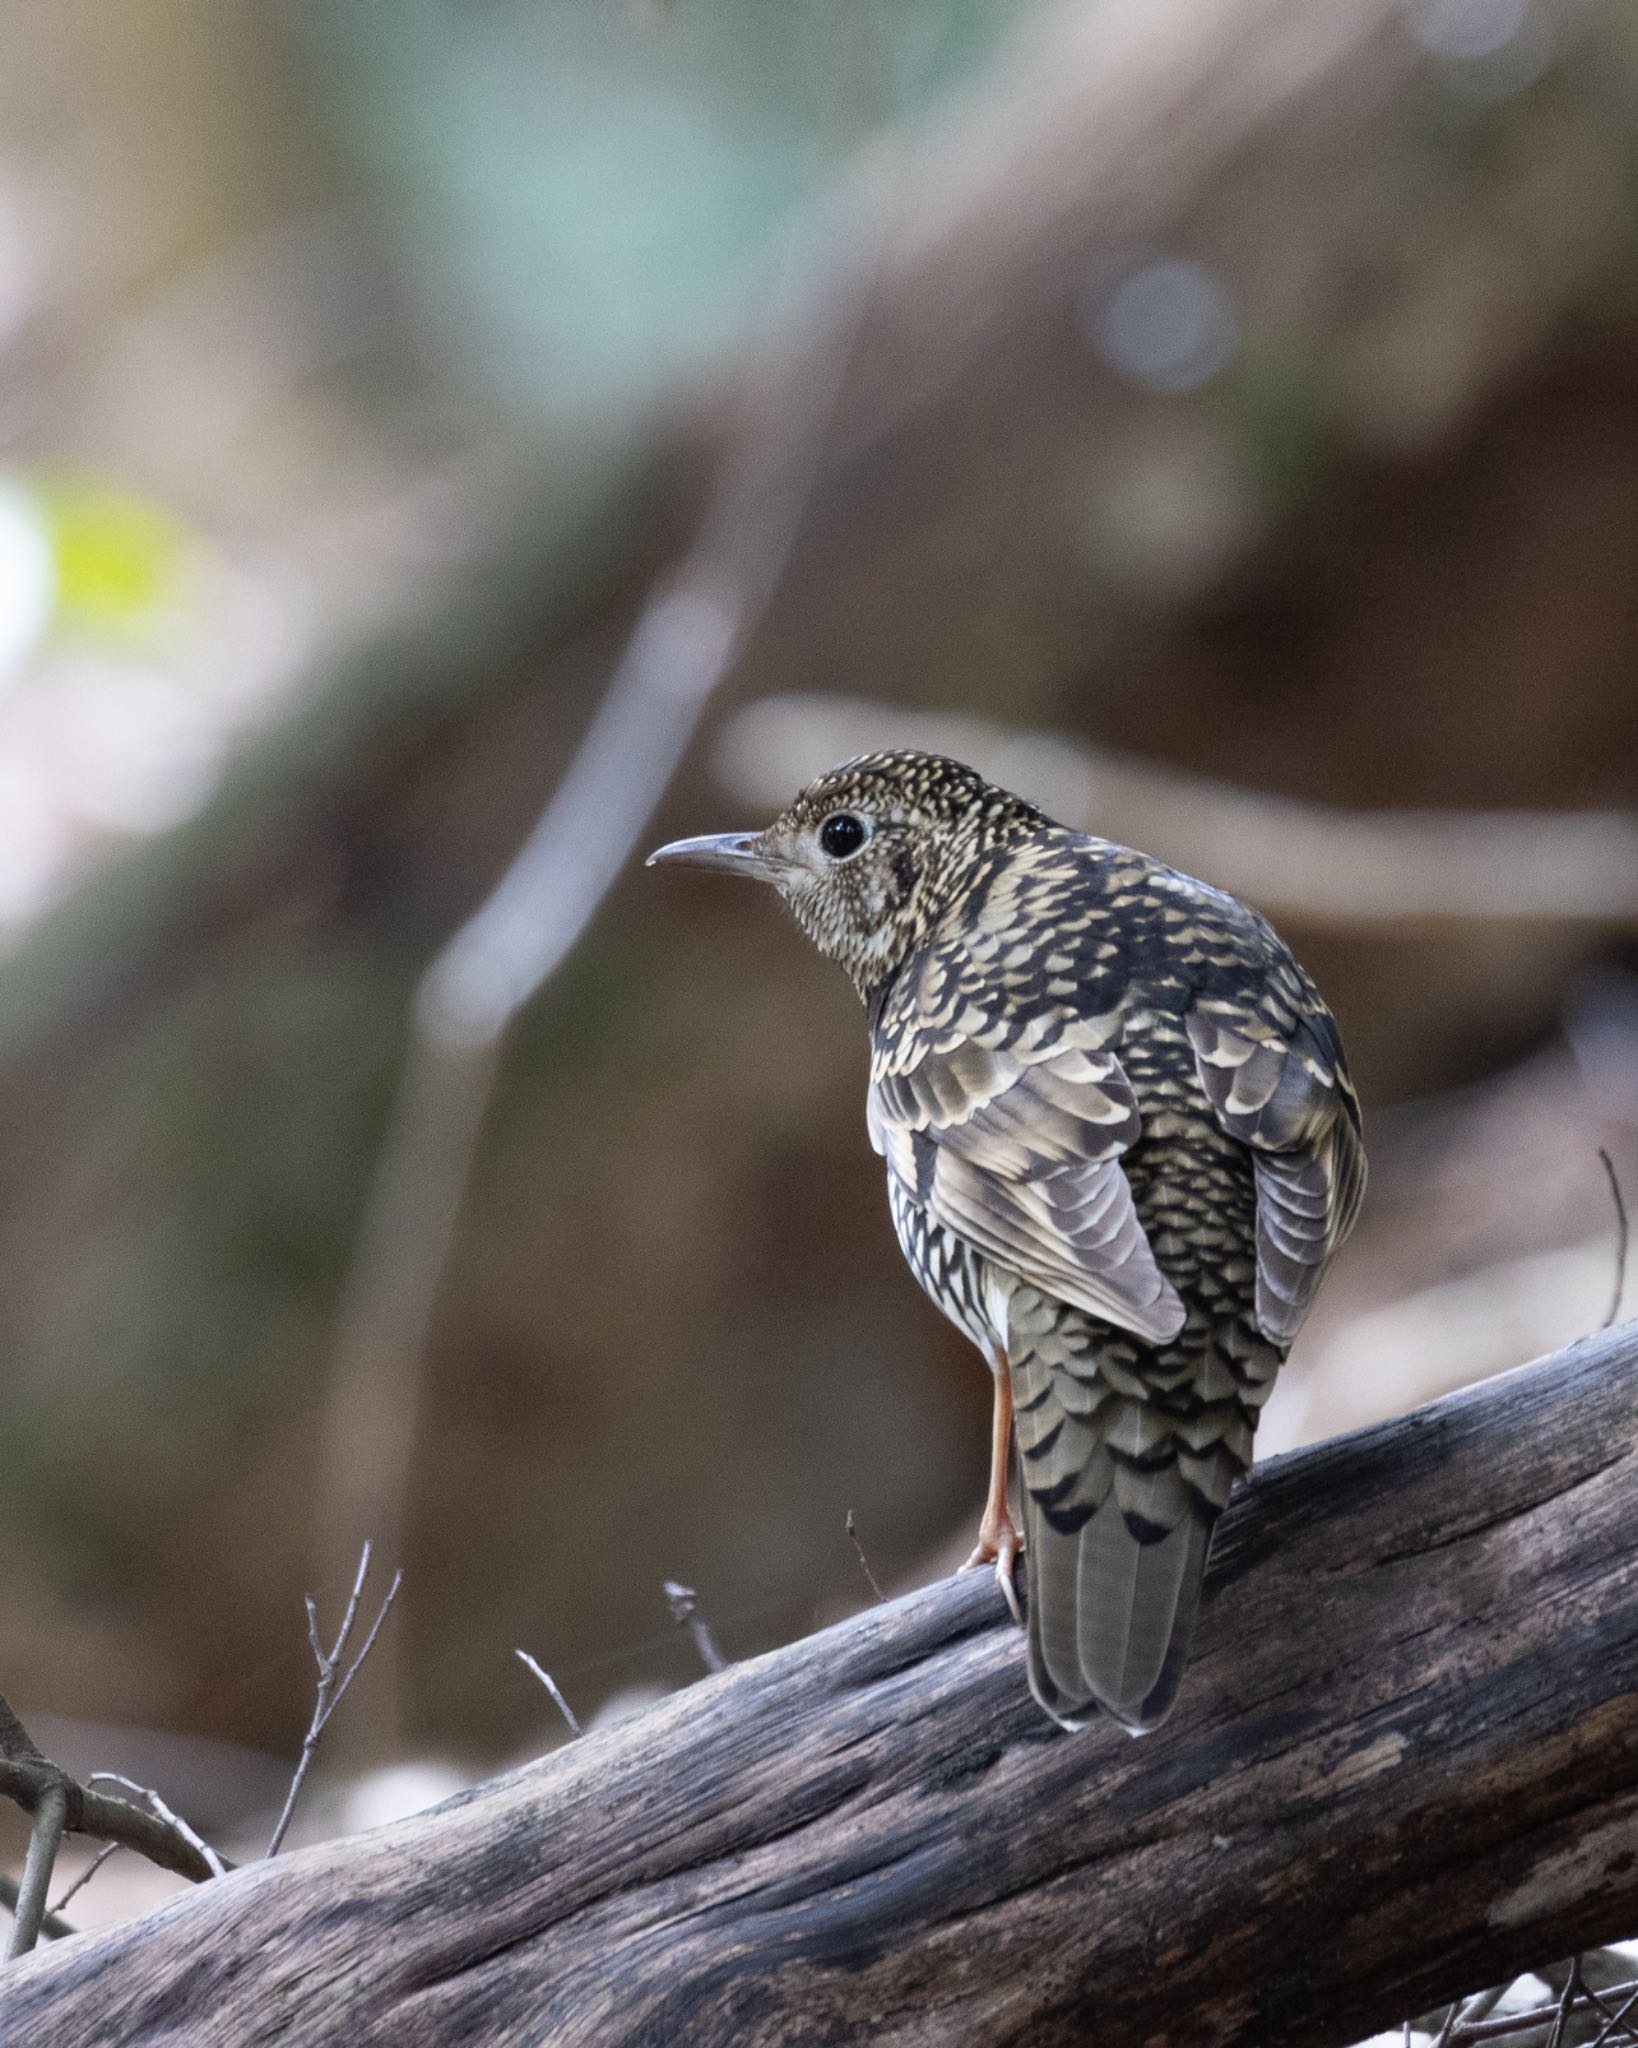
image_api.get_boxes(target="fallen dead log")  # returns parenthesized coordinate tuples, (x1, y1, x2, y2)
(8, 1323, 1638, 2046)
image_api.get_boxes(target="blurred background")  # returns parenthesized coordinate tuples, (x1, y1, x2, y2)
(4, 0, 1638, 1936)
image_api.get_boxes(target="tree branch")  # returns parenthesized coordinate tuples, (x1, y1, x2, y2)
(3, 1779, 66, 1961)
(6, 1325, 1638, 2043)
(717, 696, 1638, 936)
(0, 1695, 221, 1892)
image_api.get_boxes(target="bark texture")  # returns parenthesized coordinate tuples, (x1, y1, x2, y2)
(8, 1324, 1638, 2046)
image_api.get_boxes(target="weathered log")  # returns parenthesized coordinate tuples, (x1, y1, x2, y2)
(8, 1324, 1638, 2045)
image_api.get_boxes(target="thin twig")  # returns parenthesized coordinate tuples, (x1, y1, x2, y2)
(4, 1778, 67, 1959)
(0, 1872, 74, 1943)
(845, 1510, 886, 1603)
(514, 1651, 582, 1738)
(84, 1775, 226, 1881)
(266, 1541, 403, 1857)
(1598, 1149, 1628, 1328)
(1443, 1979, 1638, 2044)
(49, 1840, 120, 1916)
(0, 1690, 221, 1888)
(1440, 1982, 1513, 2045)
(1576, 1970, 1636, 2041)
(1547, 1956, 1582, 2048)
(1588, 1982, 1638, 2048)
(663, 1581, 727, 1674)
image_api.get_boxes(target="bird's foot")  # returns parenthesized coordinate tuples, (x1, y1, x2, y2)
(962, 1513, 1026, 1626)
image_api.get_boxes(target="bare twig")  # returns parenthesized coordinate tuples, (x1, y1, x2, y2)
(266, 1541, 403, 1857)
(1547, 1957, 1582, 2048)
(663, 1581, 727, 1674)
(83, 1776, 225, 1882)
(1572, 1961, 1638, 2044)
(0, 1874, 74, 1943)
(0, 1689, 220, 1897)
(0, 1763, 220, 1886)
(514, 1651, 582, 1738)
(1438, 1982, 1512, 2044)
(1598, 1149, 1628, 1328)
(1588, 1982, 1638, 2048)
(4, 1778, 67, 1959)
(845, 1510, 887, 1603)
(50, 1841, 119, 1916)
(1440, 1979, 1638, 2044)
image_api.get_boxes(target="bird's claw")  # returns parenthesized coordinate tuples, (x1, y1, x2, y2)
(963, 1517, 1026, 1626)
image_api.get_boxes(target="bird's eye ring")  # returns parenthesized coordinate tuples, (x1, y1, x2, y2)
(819, 812, 868, 860)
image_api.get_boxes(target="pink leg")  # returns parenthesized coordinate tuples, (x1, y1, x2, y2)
(961, 1349, 1025, 1624)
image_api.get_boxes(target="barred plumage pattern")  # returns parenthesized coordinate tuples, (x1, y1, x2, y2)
(649, 751, 1364, 1732)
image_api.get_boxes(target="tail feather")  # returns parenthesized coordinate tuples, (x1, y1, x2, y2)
(1006, 1281, 1257, 1733)
(1022, 1489, 1214, 1732)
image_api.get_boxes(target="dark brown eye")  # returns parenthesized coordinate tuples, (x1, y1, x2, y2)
(819, 812, 867, 859)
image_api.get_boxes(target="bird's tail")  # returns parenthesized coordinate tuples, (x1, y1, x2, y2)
(1007, 1286, 1259, 1733)
(1018, 1481, 1214, 1732)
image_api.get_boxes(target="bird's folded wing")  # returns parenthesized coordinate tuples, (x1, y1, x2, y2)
(868, 1023, 1186, 1344)
(1187, 1003, 1366, 1344)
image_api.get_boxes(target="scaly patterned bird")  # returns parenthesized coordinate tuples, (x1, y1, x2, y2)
(648, 752, 1364, 1732)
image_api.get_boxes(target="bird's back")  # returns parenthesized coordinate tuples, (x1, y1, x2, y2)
(870, 827, 1361, 1729)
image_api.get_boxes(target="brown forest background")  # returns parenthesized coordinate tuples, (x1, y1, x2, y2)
(3, 0, 1638, 1942)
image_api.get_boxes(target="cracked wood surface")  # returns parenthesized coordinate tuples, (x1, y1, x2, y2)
(7, 1324, 1638, 2046)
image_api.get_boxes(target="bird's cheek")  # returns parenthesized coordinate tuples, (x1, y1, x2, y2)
(862, 877, 901, 927)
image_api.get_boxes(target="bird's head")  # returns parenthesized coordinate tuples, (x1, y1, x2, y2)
(647, 750, 1046, 994)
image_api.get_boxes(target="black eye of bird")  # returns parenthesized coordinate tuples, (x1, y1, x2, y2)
(819, 812, 867, 860)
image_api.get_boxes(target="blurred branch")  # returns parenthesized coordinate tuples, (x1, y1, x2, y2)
(81, 1777, 225, 1884)
(4, 1778, 65, 1962)
(0, 1763, 218, 1887)
(0, 0, 1629, 1142)
(1436, 1976, 1638, 2044)
(310, 178, 893, 1728)
(10, 1328, 1638, 2040)
(0, 1875, 73, 1946)
(0, 1687, 222, 1962)
(718, 697, 1638, 933)
(1437, 1984, 1514, 2045)
(1598, 1150, 1628, 1327)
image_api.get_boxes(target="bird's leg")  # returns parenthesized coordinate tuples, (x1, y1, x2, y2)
(962, 1350, 1025, 1625)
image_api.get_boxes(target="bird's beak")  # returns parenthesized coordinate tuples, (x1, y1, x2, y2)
(645, 831, 783, 883)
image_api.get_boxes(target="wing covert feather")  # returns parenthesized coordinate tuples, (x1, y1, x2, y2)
(869, 1026, 1185, 1344)
(1187, 1004, 1365, 1343)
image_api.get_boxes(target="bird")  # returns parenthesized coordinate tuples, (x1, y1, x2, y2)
(647, 750, 1364, 1733)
